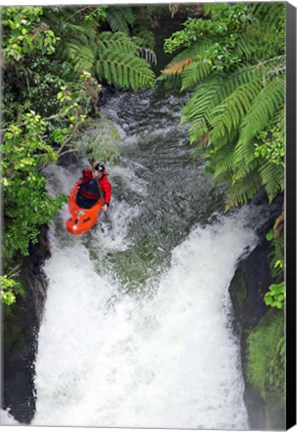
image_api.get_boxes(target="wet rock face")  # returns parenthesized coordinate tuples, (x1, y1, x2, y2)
(23, 225, 51, 325)
(229, 191, 284, 430)
(230, 242, 272, 333)
(229, 240, 283, 430)
(3, 225, 50, 424)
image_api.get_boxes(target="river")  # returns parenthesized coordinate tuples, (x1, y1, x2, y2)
(20, 85, 273, 429)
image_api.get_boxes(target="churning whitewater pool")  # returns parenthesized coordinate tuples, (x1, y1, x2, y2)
(30, 87, 266, 429)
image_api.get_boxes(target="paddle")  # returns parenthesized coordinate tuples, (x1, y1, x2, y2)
(101, 206, 115, 241)
(85, 158, 115, 240)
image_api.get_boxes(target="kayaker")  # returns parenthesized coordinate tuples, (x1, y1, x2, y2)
(76, 163, 112, 211)
(92, 162, 112, 212)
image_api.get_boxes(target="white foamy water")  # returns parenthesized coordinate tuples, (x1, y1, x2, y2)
(32, 202, 258, 429)
(1, 409, 21, 425)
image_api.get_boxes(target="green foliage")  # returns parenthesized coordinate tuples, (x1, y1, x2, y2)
(1, 8, 102, 305)
(254, 110, 285, 167)
(76, 118, 121, 165)
(2, 6, 159, 305)
(106, 6, 136, 33)
(2, 112, 67, 261)
(247, 310, 285, 404)
(106, 5, 160, 50)
(64, 30, 155, 90)
(133, 28, 155, 51)
(265, 212, 284, 280)
(1, 6, 60, 61)
(82, 6, 107, 24)
(264, 282, 285, 309)
(264, 213, 284, 310)
(0, 274, 25, 306)
(161, 3, 286, 317)
(2, 58, 75, 124)
(164, 3, 251, 63)
(161, 2, 285, 210)
(1, 70, 95, 305)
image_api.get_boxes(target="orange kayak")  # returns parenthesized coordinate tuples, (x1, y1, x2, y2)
(66, 181, 104, 235)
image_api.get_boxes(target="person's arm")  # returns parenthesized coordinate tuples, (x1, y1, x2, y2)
(102, 179, 112, 211)
(103, 181, 112, 206)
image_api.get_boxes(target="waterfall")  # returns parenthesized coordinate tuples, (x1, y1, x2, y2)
(32, 159, 259, 428)
(4, 88, 269, 429)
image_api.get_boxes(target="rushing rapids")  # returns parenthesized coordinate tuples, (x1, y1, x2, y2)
(4, 87, 271, 428)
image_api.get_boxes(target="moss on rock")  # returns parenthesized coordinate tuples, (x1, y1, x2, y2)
(246, 309, 285, 427)
(229, 240, 285, 429)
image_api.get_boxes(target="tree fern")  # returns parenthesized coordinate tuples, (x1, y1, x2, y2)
(66, 42, 95, 71)
(212, 142, 236, 180)
(240, 77, 285, 144)
(159, 43, 211, 89)
(63, 30, 155, 90)
(158, 73, 183, 91)
(252, 2, 285, 26)
(181, 61, 276, 143)
(139, 47, 157, 66)
(133, 27, 155, 51)
(210, 80, 264, 143)
(225, 170, 263, 210)
(106, 6, 136, 33)
(181, 59, 212, 91)
(95, 51, 155, 90)
(182, 77, 222, 124)
(161, 2, 285, 209)
(162, 57, 196, 75)
(187, 117, 209, 145)
(98, 31, 138, 54)
(234, 76, 285, 167)
(259, 160, 284, 202)
(234, 32, 259, 61)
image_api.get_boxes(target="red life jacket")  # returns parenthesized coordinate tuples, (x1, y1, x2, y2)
(79, 167, 112, 204)
(78, 169, 100, 201)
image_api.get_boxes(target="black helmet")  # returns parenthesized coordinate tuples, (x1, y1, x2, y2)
(94, 162, 105, 172)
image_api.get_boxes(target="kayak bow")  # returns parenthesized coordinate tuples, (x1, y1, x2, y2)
(66, 181, 104, 235)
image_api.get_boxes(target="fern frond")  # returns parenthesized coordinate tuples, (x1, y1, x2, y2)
(181, 60, 212, 90)
(252, 2, 285, 26)
(62, 30, 156, 90)
(181, 60, 282, 146)
(235, 32, 259, 61)
(212, 142, 235, 179)
(235, 76, 285, 165)
(96, 50, 155, 90)
(160, 43, 211, 88)
(274, 105, 285, 140)
(187, 117, 209, 145)
(65, 42, 95, 71)
(210, 80, 263, 143)
(181, 77, 222, 143)
(233, 157, 261, 182)
(157, 72, 182, 90)
(99, 31, 132, 43)
(98, 32, 138, 55)
(259, 160, 284, 202)
(161, 57, 196, 75)
(182, 77, 222, 122)
(106, 6, 136, 33)
(66, 23, 94, 36)
(139, 47, 157, 65)
(221, 58, 284, 95)
(182, 61, 275, 141)
(133, 27, 155, 50)
(225, 171, 262, 210)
